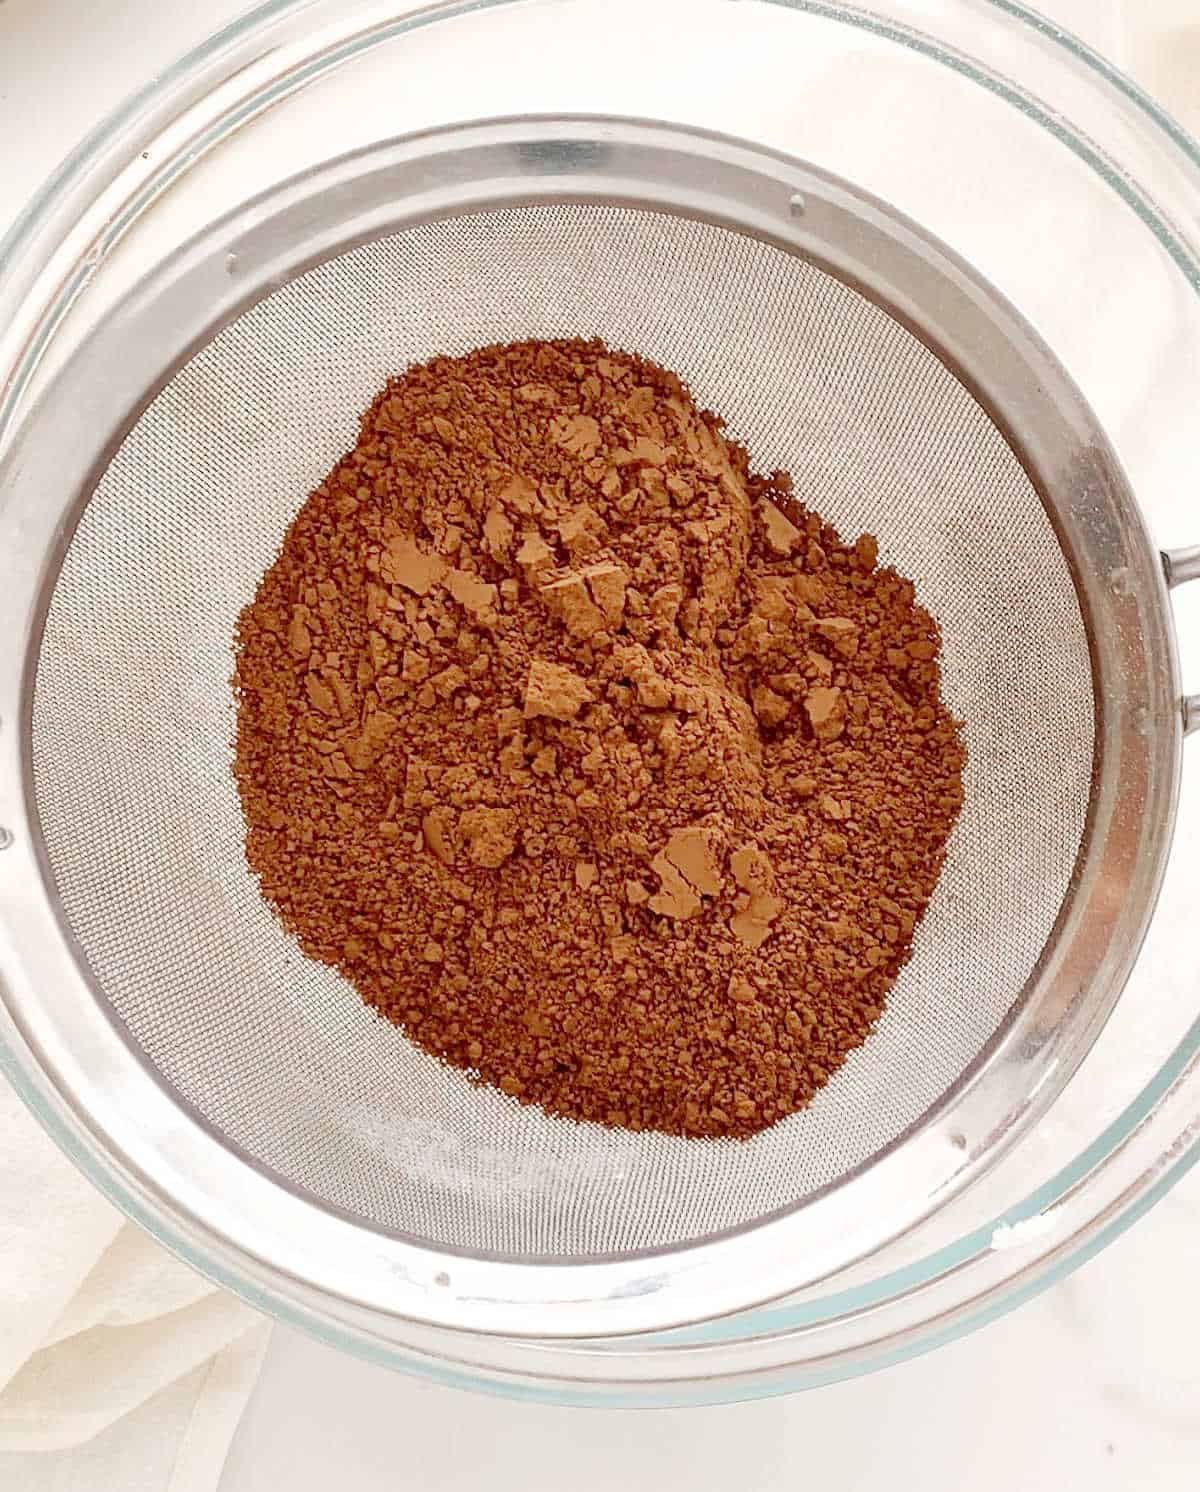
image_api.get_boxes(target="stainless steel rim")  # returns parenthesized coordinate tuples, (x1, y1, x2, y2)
(0, 115, 1182, 1340)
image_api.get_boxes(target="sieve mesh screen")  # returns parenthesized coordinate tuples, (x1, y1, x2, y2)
(30, 206, 1093, 1256)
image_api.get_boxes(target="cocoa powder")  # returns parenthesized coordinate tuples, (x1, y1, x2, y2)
(233, 339, 965, 1139)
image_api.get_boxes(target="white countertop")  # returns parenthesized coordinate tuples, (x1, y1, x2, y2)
(2, 1, 1197, 1487)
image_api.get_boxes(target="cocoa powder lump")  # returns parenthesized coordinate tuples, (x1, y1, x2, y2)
(233, 339, 965, 1140)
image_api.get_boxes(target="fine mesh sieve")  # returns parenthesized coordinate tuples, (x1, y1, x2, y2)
(31, 205, 1092, 1256)
(0, 119, 1182, 1335)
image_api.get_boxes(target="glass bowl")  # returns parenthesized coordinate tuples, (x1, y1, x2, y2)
(0, 0, 1197, 1404)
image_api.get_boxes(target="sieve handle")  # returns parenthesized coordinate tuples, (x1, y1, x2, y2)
(1163, 546, 1200, 737)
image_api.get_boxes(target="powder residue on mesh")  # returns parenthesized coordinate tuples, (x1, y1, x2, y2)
(233, 339, 965, 1139)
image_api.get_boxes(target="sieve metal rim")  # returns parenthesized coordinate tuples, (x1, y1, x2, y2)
(0, 116, 1183, 1339)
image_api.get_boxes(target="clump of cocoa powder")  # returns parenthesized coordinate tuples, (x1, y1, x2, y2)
(233, 339, 964, 1139)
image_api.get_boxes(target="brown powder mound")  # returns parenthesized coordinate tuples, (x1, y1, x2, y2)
(233, 339, 965, 1139)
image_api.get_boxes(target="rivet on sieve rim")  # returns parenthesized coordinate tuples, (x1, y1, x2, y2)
(788, 192, 807, 217)
(1109, 565, 1134, 598)
(949, 1131, 967, 1151)
(0, 828, 13, 852)
(433, 1271, 451, 1287)
(225, 252, 239, 276)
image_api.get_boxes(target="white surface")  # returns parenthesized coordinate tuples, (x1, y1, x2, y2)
(1, 1, 1199, 1489)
